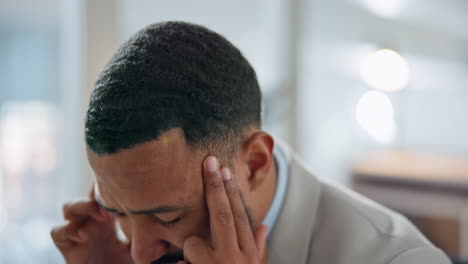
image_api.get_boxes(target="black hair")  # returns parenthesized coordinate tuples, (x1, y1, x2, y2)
(85, 21, 261, 157)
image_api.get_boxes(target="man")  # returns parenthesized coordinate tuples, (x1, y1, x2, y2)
(51, 21, 450, 264)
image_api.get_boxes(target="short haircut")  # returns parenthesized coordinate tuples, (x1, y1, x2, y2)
(85, 21, 262, 158)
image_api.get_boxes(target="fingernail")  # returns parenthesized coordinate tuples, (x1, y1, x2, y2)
(206, 157, 218, 173)
(221, 168, 231, 181)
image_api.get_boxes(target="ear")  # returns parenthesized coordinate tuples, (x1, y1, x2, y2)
(240, 132, 275, 191)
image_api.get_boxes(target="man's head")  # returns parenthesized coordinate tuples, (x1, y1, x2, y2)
(86, 21, 261, 161)
(85, 22, 276, 264)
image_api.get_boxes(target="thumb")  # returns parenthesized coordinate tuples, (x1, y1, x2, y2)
(254, 224, 269, 261)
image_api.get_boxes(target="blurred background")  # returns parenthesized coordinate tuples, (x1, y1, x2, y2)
(1, 0, 467, 263)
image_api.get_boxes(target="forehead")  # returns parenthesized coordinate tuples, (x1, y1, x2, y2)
(87, 128, 204, 209)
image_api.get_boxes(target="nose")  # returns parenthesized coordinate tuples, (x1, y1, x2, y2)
(130, 222, 170, 264)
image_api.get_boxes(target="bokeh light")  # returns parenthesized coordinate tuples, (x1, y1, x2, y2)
(360, 0, 403, 18)
(356, 90, 396, 144)
(360, 49, 410, 92)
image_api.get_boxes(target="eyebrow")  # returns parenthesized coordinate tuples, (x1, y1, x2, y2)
(94, 194, 188, 215)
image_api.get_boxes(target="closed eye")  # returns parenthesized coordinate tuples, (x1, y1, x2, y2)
(159, 216, 182, 226)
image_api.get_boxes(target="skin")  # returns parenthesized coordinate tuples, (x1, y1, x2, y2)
(51, 127, 277, 264)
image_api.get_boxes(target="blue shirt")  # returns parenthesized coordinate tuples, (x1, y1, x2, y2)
(262, 144, 289, 235)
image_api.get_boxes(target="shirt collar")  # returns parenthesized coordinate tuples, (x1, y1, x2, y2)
(262, 143, 289, 234)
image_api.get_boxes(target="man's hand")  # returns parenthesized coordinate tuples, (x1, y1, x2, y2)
(179, 156, 269, 264)
(50, 189, 133, 264)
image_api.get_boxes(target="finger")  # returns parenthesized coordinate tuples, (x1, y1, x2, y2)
(221, 167, 256, 251)
(51, 222, 87, 250)
(176, 262, 187, 264)
(183, 236, 211, 263)
(254, 224, 269, 260)
(203, 156, 237, 249)
(51, 227, 75, 250)
(63, 200, 109, 223)
(63, 200, 97, 221)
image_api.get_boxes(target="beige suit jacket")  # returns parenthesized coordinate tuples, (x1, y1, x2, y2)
(267, 148, 451, 264)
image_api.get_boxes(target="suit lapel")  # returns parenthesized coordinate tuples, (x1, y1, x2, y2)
(267, 149, 321, 264)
